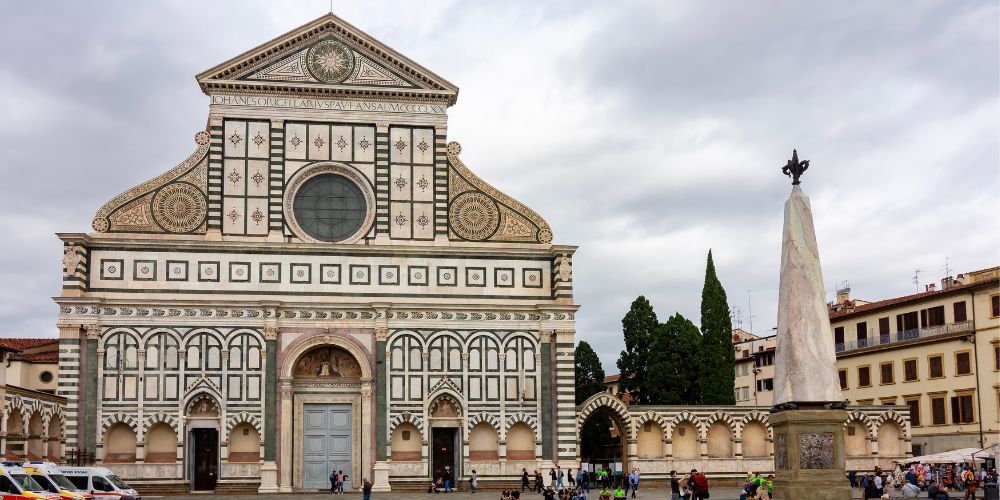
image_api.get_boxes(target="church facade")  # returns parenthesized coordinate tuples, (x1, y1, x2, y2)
(55, 14, 578, 492)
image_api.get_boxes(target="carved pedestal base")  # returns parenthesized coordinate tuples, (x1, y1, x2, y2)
(372, 461, 391, 492)
(768, 409, 850, 500)
(258, 461, 279, 493)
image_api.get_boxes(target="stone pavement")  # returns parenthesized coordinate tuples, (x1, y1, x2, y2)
(146, 488, 914, 500)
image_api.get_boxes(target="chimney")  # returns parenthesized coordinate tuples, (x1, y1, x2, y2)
(925, 283, 937, 292)
(941, 277, 955, 290)
(835, 287, 851, 304)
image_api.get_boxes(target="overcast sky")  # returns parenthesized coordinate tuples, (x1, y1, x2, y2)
(1, 1, 997, 373)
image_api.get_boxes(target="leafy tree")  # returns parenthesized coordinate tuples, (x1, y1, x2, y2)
(575, 341, 613, 461)
(575, 341, 606, 405)
(616, 296, 658, 404)
(647, 313, 702, 405)
(698, 250, 736, 405)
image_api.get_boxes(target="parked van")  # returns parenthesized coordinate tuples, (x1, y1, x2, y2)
(0, 466, 61, 500)
(56, 469, 137, 500)
(21, 463, 92, 500)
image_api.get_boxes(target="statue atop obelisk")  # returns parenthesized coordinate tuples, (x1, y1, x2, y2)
(773, 150, 844, 406)
(768, 150, 850, 500)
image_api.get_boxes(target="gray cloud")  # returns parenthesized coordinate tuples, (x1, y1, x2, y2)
(0, 1, 996, 373)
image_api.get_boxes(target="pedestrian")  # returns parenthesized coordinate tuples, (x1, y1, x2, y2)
(569, 469, 576, 487)
(337, 470, 345, 494)
(628, 469, 638, 498)
(362, 479, 372, 500)
(668, 471, 681, 500)
(551, 469, 558, 489)
(470, 469, 478, 494)
(535, 470, 544, 494)
(522, 468, 530, 493)
(576, 470, 584, 492)
(444, 470, 452, 493)
(927, 480, 950, 500)
(330, 469, 337, 493)
(557, 466, 565, 490)
(962, 467, 977, 500)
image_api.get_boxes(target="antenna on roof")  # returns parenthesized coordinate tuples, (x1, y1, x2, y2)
(329, 0, 333, 13)
(731, 306, 743, 329)
(746, 289, 755, 335)
(942, 257, 954, 278)
(912, 268, 922, 292)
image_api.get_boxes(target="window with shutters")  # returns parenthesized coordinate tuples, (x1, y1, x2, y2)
(906, 399, 921, 426)
(838, 369, 848, 390)
(880, 362, 894, 385)
(928, 355, 944, 379)
(931, 396, 946, 425)
(953, 301, 967, 322)
(955, 351, 972, 375)
(991, 295, 999, 318)
(926, 306, 945, 327)
(903, 358, 918, 382)
(897, 311, 918, 332)
(858, 366, 871, 388)
(950, 394, 974, 424)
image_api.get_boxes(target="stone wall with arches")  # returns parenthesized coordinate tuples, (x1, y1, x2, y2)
(576, 394, 912, 478)
(1, 388, 66, 461)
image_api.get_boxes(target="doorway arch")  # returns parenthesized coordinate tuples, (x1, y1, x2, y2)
(577, 393, 632, 482)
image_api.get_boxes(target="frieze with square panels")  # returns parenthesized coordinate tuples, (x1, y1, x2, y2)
(89, 250, 552, 298)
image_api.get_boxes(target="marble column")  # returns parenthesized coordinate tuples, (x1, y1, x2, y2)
(278, 380, 293, 492)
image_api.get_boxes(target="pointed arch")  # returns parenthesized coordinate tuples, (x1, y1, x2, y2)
(467, 411, 502, 432)
(101, 412, 138, 434)
(737, 410, 772, 439)
(668, 411, 705, 438)
(143, 412, 181, 434)
(844, 410, 875, 438)
(633, 410, 669, 435)
(388, 412, 425, 436)
(875, 410, 908, 433)
(504, 412, 539, 435)
(225, 412, 262, 435)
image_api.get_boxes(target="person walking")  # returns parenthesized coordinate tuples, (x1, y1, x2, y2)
(569, 469, 576, 488)
(535, 470, 544, 494)
(962, 467, 977, 500)
(470, 469, 478, 494)
(362, 479, 372, 500)
(628, 469, 638, 498)
(557, 467, 565, 490)
(576, 470, 584, 492)
(522, 469, 530, 493)
(551, 469, 558, 490)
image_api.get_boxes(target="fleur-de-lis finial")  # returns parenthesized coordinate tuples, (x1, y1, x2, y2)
(782, 149, 809, 185)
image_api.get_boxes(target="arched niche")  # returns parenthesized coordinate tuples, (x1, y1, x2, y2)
(291, 345, 363, 380)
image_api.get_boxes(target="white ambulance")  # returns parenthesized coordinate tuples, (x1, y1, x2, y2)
(21, 463, 91, 500)
(56, 469, 137, 500)
(0, 465, 61, 500)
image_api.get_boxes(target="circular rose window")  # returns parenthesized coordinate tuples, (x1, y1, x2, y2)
(292, 173, 368, 242)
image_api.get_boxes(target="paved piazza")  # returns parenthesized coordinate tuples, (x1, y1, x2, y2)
(149, 489, 907, 500)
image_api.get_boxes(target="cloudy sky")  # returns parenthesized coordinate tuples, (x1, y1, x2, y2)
(1, 1, 997, 372)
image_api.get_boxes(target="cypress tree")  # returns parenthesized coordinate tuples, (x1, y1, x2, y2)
(698, 250, 736, 405)
(616, 296, 658, 404)
(574, 341, 606, 405)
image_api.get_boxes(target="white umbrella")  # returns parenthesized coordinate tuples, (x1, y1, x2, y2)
(896, 447, 991, 465)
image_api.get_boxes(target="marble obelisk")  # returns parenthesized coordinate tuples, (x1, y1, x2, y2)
(768, 150, 850, 500)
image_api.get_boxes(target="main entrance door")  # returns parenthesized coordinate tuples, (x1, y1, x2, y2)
(191, 428, 218, 491)
(431, 428, 458, 482)
(303, 403, 352, 489)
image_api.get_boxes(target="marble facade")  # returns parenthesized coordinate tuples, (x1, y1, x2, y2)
(55, 13, 576, 493)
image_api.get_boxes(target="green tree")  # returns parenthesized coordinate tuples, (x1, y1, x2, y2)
(575, 341, 612, 461)
(575, 341, 606, 405)
(698, 250, 736, 404)
(616, 296, 659, 404)
(647, 313, 702, 405)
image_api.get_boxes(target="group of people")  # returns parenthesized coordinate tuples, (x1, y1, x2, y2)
(849, 463, 998, 499)
(428, 470, 457, 493)
(512, 466, 641, 498)
(667, 469, 711, 500)
(737, 471, 773, 500)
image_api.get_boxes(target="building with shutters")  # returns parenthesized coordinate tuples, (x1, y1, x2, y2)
(829, 266, 999, 456)
(54, 13, 577, 493)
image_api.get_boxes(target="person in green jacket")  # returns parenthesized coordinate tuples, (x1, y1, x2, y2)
(612, 486, 625, 500)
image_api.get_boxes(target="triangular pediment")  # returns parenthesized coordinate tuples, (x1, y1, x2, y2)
(196, 13, 459, 105)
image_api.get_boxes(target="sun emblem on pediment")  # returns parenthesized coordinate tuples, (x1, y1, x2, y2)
(307, 39, 355, 83)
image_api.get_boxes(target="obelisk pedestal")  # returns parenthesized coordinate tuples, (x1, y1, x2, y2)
(768, 152, 850, 500)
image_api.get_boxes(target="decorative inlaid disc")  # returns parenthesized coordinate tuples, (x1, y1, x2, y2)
(450, 192, 500, 241)
(152, 182, 206, 233)
(306, 39, 355, 83)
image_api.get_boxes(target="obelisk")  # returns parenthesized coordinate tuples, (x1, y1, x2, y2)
(768, 150, 850, 500)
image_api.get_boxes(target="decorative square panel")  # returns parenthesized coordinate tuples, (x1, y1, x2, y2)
(291, 263, 312, 284)
(320, 264, 341, 284)
(100, 259, 124, 281)
(350, 264, 370, 285)
(495, 268, 515, 288)
(466, 267, 486, 287)
(198, 261, 220, 282)
(379, 265, 400, 285)
(166, 260, 188, 282)
(133, 260, 157, 281)
(799, 432, 835, 469)
(523, 268, 543, 289)
(408, 266, 428, 286)
(437, 266, 457, 287)
(259, 262, 281, 283)
(229, 262, 251, 283)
